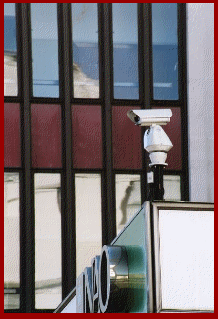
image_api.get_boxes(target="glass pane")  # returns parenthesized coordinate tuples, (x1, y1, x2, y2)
(152, 107, 182, 170)
(113, 106, 142, 169)
(72, 3, 99, 98)
(4, 173, 20, 309)
(159, 210, 214, 311)
(72, 105, 102, 168)
(35, 174, 62, 309)
(31, 104, 62, 168)
(113, 208, 147, 313)
(31, 3, 59, 97)
(116, 174, 141, 235)
(152, 3, 178, 100)
(4, 3, 18, 96)
(75, 174, 102, 276)
(163, 175, 181, 201)
(4, 103, 21, 168)
(112, 3, 139, 99)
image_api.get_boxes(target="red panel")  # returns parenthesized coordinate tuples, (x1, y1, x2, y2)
(31, 104, 62, 168)
(72, 105, 102, 168)
(4, 103, 21, 167)
(113, 106, 142, 169)
(152, 107, 182, 170)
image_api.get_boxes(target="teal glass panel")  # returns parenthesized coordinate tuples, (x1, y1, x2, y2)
(112, 206, 149, 313)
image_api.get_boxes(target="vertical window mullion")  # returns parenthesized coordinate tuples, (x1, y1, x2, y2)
(57, 3, 76, 299)
(178, 4, 189, 201)
(19, 3, 35, 313)
(15, 3, 22, 100)
(138, 3, 153, 203)
(99, 3, 116, 244)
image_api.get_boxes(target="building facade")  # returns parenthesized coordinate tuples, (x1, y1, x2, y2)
(4, 3, 214, 313)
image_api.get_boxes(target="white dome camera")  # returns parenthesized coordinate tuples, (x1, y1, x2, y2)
(127, 109, 173, 166)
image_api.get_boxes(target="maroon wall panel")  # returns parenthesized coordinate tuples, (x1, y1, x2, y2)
(72, 105, 102, 168)
(31, 104, 62, 168)
(112, 106, 142, 169)
(4, 103, 21, 167)
(152, 107, 182, 170)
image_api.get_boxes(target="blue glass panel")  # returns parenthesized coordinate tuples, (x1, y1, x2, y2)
(31, 3, 59, 97)
(112, 3, 139, 100)
(152, 3, 179, 100)
(4, 3, 18, 96)
(72, 4, 99, 98)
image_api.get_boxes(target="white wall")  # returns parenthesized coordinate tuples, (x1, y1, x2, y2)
(187, 3, 214, 202)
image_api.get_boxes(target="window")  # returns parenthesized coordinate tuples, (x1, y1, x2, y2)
(75, 174, 102, 276)
(31, 3, 59, 97)
(112, 3, 139, 99)
(4, 3, 18, 96)
(4, 3, 187, 313)
(115, 174, 141, 234)
(152, 3, 179, 100)
(71, 3, 99, 98)
(34, 174, 62, 309)
(4, 173, 20, 310)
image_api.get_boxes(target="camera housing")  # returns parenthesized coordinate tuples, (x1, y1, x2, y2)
(127, 109, 173, 166)
(127, 109, 172, 126)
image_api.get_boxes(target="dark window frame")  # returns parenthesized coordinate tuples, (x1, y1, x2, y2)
(4, 3, 188, 313)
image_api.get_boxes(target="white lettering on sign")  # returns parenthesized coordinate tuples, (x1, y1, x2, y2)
(76, 245, 129, 313)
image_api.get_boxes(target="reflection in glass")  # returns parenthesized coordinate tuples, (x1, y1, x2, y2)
(116, 175, 141, 235)
(72, 3, 99, 98)
(31, 3, 59, 97)
(4, 173, 20, 309)
(152, 3, 178, 100)
(4, 3, 18, 96)
(112, 3, 139, 100)
(34, 174, 61, 309)
(159, 210, 214, 311)
(75, 174, 102, 276)
(163, 175, 181, 201)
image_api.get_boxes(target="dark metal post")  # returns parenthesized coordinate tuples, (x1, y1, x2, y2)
(148, 165, 165, 201)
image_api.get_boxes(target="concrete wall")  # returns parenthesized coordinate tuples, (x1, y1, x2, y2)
(187, 3, 214, 202)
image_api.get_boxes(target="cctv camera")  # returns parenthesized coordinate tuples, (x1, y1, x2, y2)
(144, 125, 173, 166)
(127, 109, 172, 126)
(127, 108, 173, 166)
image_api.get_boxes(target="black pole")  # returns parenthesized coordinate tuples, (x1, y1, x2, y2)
(148, 165, 165, 201)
